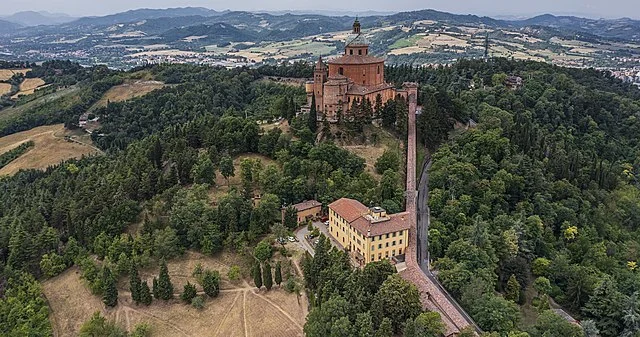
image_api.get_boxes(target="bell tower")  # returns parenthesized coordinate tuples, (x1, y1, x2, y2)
(353, 17, 361, 34)
(313, 56, 327, 113)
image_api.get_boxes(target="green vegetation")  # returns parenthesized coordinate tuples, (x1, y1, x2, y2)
(394, 58, 640, 336)
(0, 140, 33, 169)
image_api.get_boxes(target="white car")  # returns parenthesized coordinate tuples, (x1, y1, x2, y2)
(324, 221, 329, 226)
(288, 236, 296, 242)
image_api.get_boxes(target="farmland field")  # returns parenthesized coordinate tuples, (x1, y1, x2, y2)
(11, 78, 46, 98)
(0, 83, 11, 95)
(43, 251, 307, 337)
(0, 124, 100, 176)
(0, 68, 31, 81)
(93, 80, 165, 108)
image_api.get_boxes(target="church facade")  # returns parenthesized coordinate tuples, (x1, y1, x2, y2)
(305, 19, 414, 122)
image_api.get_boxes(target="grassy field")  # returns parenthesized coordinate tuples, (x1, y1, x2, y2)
(0, 124, 100, 176)
(0, 83, 11, 95)
(43, 251, 307, 337)
(0, 86, 82, 123)
(11, 78, 46, 98)
(0, 68, 31, 81)
(93, 80, 165, 109)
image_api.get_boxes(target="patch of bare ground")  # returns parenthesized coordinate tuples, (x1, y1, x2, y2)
(0, 124, 100, 176)
(11, 78, 46, 98)
(93, 80, 165, 108)
(0, 68, 31, 81)
(43, 251, 307, 337)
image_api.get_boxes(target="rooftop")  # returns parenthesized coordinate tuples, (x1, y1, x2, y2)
(329, 198, 411, 236)
(286, 200, 322, 212)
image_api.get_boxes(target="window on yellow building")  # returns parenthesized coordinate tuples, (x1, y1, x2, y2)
(392, 250, 396, 256)
(392, 240, 396, 246)
(378, 244, 382, 249)
(386, 234, 389, 239)
(393, 232, 396, 237)
(385, 242, 389, 247)
(378, 253, 382, 260)
(371, 245, 374, 251)
(399, 248, 403, 254)
(399, 239, 403, 244)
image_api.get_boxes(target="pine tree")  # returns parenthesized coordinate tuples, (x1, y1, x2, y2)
(309, 94, 318, 133)
(139, 280, 152, 305)
(505, 274, 521, 303)
(102, 266, 118, 307)
(253, 262, 263, 289)
(130, 263, 142, 304)
(157, 260, 174, 300)
(274, 261, 282, 286)
(376, 317, 393, 337)
(181, 282, 197, 303)
(264, 263, 273, 290)
(152, 277, 159, 299)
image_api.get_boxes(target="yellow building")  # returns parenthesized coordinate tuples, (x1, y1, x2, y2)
(328, 198, 410, 266)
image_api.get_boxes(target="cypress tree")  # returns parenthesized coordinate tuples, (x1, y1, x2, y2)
(152, 276, 159, 299)
(309, 94, 318, 133)
(274, 261, 282, 286)
(139, 280, 152, 305)
(129, 263, 141, 304)
(264, 263, 273, 291)
(102, 266, 118, 307)
(157, 260, 174, 300)
(288, 96, 296, 122)
(253, 262, 263, 289)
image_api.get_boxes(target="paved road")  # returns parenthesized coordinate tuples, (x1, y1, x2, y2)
(416, 158, 482, 333)
(293, 221, 343, 257)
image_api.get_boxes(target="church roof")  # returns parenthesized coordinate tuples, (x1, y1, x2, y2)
(347, 83, 394, 96)
(345, 33, 369, 47)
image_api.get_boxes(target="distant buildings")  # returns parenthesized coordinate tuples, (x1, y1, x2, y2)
(328, 198, 410, 266)
(505, 75, 523, 90)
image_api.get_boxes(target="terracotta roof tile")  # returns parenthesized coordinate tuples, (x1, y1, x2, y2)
(329, 198, 368, 222)
(287, 200, 321, 212)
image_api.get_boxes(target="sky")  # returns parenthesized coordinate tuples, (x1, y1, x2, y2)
(4, 0, 640, 19)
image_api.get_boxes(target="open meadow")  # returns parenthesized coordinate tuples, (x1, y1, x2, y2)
(43, 251, 307, 337)
(0, 124, 100, 176)
(93, 80, 165, 108)
(11, 78, 46, 98)
(0, 68, 31, 81)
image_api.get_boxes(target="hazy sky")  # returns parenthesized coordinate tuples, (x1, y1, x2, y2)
(5, 0, 640, 19)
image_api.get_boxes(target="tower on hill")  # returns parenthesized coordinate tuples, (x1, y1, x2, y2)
(305, 19, 416, 122)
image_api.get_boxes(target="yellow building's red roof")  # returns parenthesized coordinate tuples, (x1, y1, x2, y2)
(329, 198, 411, 237)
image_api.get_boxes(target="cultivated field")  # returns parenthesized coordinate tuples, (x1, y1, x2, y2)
(11, 78, 46, 98)
(93, 80, 165, 108)
(43, 251, 307, 337)
(0, 83, 11, 95)
(0, 68, 31, 81)
(0, 124, 100, 176)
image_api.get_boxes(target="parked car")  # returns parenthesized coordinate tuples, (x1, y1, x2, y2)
(276, 237, 286, 245)
(324, 220, 329, 226)
(314, 239, 319, 245)
(288, 236, 296, 242)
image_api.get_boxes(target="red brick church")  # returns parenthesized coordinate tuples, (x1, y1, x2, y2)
(305, 18, 415, 122)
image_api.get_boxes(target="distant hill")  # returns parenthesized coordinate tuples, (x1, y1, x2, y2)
(512, 14, 640, 41)
(3, 11, 76, 27)
(68, 7, 223, 27)
(161, 23, 257, 45)
(0, 19, 22, 34)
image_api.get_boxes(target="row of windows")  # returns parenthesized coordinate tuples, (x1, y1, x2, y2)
(348, 49, 368, 55)
(371, 248, 403, 262)
(371, 239, 403, 251)
(371, 230, 402, 241)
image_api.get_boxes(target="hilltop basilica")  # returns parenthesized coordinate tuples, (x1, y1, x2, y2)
(305, 18, 415, 122)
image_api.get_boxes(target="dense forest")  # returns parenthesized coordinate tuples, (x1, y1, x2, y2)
(1, 57, 640, 336)
(0, 62, 408, 335)
(397, 59, 640, 336)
